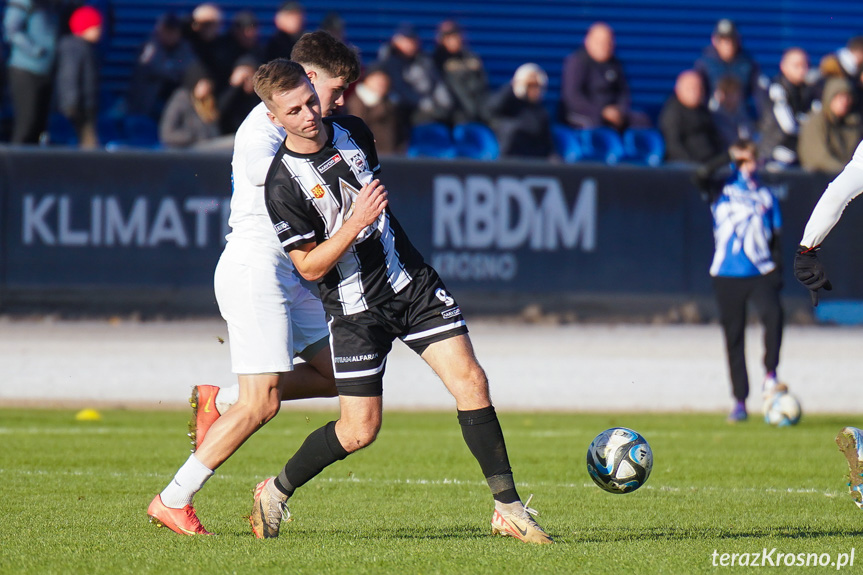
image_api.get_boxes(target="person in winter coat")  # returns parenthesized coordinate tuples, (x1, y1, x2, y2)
(757, 47, 814, 169)
(3, 0, 60, 143)
(659, 69, 724, 163)
(798, 77, 863, 173)
(159, 63, 220, 148)
(55, 6, 103, 148)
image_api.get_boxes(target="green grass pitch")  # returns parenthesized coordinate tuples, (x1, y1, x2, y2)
(1, 408, 861, 574)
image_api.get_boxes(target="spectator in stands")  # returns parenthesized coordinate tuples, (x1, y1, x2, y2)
(217, 55, 259, 135)
(659, 69, 724, 164)
(798, 77, 863, 173)
(711, 75, 754, 149)
(695, 18, 765, 123)
(55, 5, 103, 149)
(127, 12, 199, 122)
(319, 11, 346, 43)
(488, 63, 555, 159)
(559, 21, 650, 131)
(345, 66, 399, 154)
(814, 37, 863, 111)
(224, 10, 265, 71)
(758, 47, 814, 170)
(266, 2, 305, 62)
(432, 20, 488, 125)
(184, 4, 231, 96)
(3, 0, 60, 144)
(159, 62, 220, 149)
(377, 23, 453, 147)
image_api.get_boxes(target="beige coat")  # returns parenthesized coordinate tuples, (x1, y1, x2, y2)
(798, 77, 863, 173)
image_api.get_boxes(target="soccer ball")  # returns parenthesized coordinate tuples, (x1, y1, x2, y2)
(586, 427, 653, 494)
(763, 392, 801, 426)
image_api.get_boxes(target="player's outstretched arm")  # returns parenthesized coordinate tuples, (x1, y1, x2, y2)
(289, 179, 388, 281)
(795, 144, 863, 306)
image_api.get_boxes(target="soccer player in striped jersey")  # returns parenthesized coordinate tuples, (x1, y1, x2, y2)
(147, 32, 359, 537)
(248, 58, 552, 544)
(794, 139, 863, 510)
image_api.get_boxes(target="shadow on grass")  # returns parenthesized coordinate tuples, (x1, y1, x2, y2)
(574, 525, 863, 543)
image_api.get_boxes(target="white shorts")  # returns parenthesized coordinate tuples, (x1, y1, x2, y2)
(214, 250, 328, 374)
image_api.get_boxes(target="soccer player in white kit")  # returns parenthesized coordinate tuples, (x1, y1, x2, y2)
(793, 139, 863, 511)
(147, 32, 361, 536)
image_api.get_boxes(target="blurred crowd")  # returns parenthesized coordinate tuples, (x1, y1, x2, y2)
(3, 1, 863, 172)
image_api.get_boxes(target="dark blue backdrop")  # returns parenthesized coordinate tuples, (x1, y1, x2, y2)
(2, 148, 857, 314)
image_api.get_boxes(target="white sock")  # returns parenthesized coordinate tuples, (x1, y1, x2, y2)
(216, 384, 240, 414)
(160, 454, 214, 508)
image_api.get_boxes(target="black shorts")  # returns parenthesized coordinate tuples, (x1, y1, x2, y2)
(328, 265, 469, 397)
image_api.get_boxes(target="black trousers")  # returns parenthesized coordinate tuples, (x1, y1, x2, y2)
(712, 271, 784, 402)
(8, 67, 52, 144)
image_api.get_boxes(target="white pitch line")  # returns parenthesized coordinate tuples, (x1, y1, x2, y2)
(0, 468, 845, 499)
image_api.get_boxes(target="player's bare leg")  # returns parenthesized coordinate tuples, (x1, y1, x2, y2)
(421, 334, 553, 544)
(191, 346, 337, 450)
(194, 373, 285, 470)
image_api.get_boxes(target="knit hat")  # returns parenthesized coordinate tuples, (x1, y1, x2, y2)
(69, 6, 102, 36)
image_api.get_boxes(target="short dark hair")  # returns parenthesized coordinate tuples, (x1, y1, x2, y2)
(848, 36, 863, 53)
(290, 31, 360, 84)
(253, 58, 309, 107)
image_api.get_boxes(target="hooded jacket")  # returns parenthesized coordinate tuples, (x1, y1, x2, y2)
(799, 77, 863, 173)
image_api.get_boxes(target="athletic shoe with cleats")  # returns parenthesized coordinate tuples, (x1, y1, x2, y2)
(727, 402, 747, 423)
(188, 385, 220, 451)
(835, 427, 863, 510)
(147, 495, 212, 536)
(491, 494, 553, 544)
(250, 478, 291, 539)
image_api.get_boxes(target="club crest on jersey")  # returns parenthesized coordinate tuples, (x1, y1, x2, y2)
(349, 153, 366, 172)
(311, 184, 326, 199)
(317, 153, 342, 173)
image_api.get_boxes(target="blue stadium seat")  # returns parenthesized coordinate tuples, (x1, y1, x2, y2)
(578, 127, 624, 165)
(453, 123, 499, 161)
(97, 114, 122, 145)
(407, 123, 456, 159)
(123, 114, 160, 147)
(46, 113, 78, 146)
(621, 128, 665, 167)
(106, 114, 161, 150)
(551, 124, 585, 163)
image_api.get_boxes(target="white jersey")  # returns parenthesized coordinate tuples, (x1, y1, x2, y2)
(801, 140, 863, 248)
(222, 102, 293, 270)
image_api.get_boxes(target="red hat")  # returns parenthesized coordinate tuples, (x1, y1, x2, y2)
(69, 6, 102, 35)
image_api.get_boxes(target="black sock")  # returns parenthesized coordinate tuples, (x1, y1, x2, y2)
(457, 406, 520, 504)
(274, 421, 349, 497)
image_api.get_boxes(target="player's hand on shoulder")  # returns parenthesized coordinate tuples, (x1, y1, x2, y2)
(351, 179, 388, 227)
(794, 245, 833, 307)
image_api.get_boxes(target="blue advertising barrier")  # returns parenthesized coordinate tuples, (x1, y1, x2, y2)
(0, 147, 855, 315)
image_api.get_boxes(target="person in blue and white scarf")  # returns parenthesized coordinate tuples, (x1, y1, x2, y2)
(695, 139, 784, 422)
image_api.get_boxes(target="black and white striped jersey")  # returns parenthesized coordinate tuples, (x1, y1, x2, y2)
(265, 115, 425, 316)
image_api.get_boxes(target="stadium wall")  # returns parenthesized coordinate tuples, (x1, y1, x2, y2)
(1, 148, 858, 318)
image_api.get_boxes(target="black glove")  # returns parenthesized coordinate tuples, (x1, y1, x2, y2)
(794, 245, 833, 307)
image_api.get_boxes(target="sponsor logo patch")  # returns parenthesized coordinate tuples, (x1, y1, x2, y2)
(442, 306, 461, 320)
(334, 353, 379, 364)
(274, 221, 290, 233)
(317, 153, 342, 173)
(311, 184, 326, 199)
